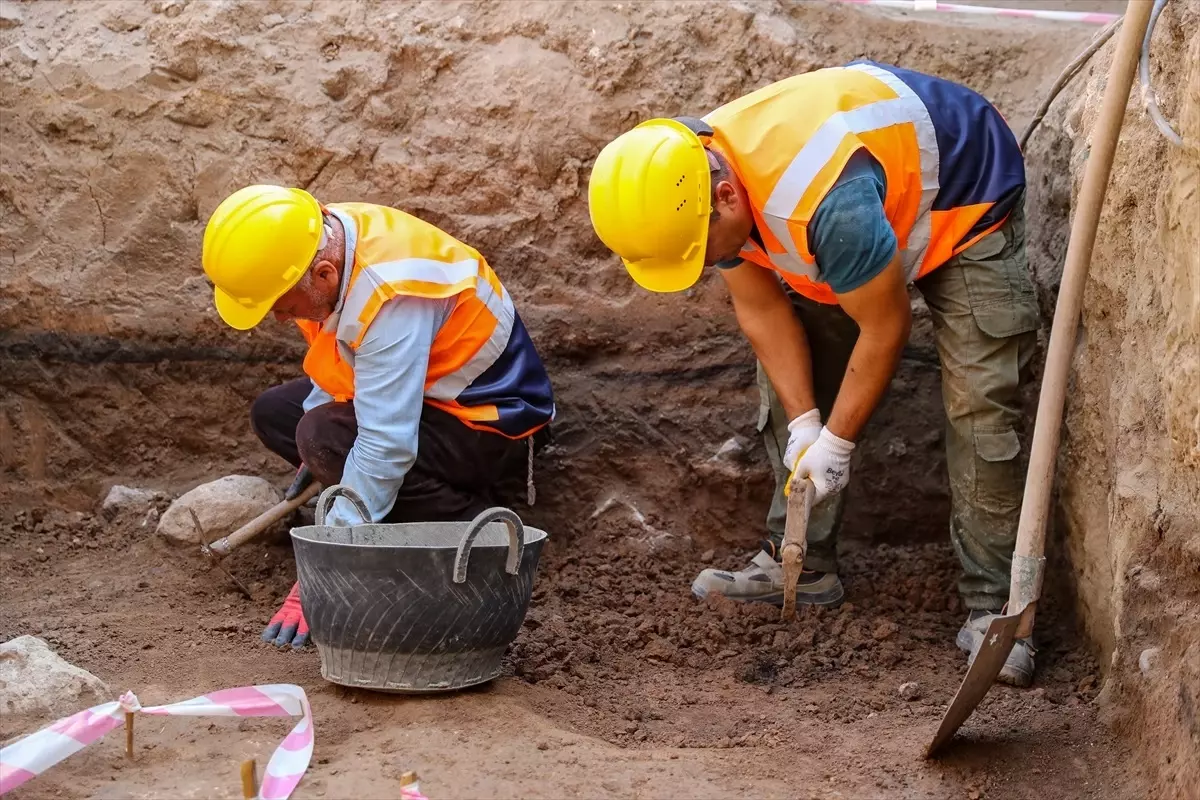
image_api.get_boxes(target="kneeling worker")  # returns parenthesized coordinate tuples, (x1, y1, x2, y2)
(588, 62, 1039, 685)
(202, 185, 555, 649)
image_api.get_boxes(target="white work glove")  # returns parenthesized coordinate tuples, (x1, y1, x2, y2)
(784, 409, 823, 471)
(794, 426, 856, 505)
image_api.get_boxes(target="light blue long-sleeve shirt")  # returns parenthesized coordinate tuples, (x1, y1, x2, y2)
(302, 207, 457, 527)
(305, 288, 454, 527)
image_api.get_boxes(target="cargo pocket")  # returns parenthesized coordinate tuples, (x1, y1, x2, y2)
(971, 428, 1023, 519)
(961, 230, 1041, 339)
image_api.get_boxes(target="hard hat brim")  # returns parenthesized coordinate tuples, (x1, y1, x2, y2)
(213, 286, 276, 331)
(622, 249, 706, 294)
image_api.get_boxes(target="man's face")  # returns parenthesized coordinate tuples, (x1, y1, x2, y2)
(271, 261, 340, 323)
(703, 178, 754, 267)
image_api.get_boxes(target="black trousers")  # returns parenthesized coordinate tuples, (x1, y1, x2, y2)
(250, 378, 537, 523)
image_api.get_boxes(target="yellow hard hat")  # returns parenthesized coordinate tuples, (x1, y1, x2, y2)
(587, 117, 712, 293)
(201, 184, 324, 330)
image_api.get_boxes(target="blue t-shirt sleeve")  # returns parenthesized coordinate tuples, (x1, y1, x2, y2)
(807, 149, 897, 294)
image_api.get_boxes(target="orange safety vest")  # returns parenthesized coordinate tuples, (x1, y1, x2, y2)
(703, 60, 1025, 304)
(295, 203, 554, 439)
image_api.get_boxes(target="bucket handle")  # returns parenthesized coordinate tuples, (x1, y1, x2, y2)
(314, 484, 371, 527)
(453, 507, 525, 584)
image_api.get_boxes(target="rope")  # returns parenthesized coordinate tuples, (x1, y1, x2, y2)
(1020, 15, 1122, 151)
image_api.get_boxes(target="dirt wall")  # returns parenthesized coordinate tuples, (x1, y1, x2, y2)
(0, 0, 1099, 549)
(1049, 0, 1200, 794)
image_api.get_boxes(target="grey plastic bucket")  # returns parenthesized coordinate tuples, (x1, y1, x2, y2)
(291, 484, 548, 693)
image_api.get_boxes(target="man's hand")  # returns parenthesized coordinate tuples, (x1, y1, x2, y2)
(795, 427, 856, 505)
(261, 582, 309, 649)
(284, 464, 313, 502)
(784, 409, 823, 470)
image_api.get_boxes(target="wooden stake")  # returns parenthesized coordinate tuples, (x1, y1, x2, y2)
(124, 712, 134, 759)
(240, 759, 259, 800)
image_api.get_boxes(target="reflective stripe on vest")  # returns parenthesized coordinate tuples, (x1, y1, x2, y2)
(298, 204, 554, 439)
(704, 61, 1023, 304)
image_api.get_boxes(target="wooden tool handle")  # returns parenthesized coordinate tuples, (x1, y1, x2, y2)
(780, 479, 815, 621)
(240, 759, 259, 800)
(208, 482, 320, 556)
(1009, 0, 1153, 622)
(782, 479, 815, 553)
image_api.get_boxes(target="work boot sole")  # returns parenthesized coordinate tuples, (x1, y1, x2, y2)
(691, 580, 845, 609)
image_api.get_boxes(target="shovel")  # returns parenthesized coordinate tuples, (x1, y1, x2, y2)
(925, 0, 1154, 758)
(780, 474, 816, 621)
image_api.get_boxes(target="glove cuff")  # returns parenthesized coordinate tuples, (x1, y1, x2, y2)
(817, 426, 856, 455)
(787, 408, 822, 432)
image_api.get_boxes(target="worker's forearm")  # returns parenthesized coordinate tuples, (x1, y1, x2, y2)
(326, 295, 449, 525)
(825, 324, 908, 442)
(737, 301, 817, 420)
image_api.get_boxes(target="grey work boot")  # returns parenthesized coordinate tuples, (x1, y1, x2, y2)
(692, 549, 844, 608)
(956, 610, 1036, 687)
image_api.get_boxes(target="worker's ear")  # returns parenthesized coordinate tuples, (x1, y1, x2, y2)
(310, 259, 339, 292)
(713, 179, 739, 216)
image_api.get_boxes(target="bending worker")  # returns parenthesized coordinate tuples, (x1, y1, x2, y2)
(201, 185, 555, 649)
(587, 61, 1039, 685)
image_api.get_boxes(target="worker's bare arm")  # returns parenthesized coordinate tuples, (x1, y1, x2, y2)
(719, 261, 817, 419)
(825, 253, 911, 441)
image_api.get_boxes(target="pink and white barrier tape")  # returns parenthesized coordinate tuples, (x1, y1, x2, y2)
(0, 684, 313, 799)
(837, 0, 1120, 25)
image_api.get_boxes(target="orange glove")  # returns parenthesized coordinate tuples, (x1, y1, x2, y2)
(261, 582, 308, 649)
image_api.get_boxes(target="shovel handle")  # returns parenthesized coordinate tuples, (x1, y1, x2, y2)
(1007, 0, 1155, 637)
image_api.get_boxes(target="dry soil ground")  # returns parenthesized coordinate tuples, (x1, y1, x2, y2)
(0, 493, 1131, 800)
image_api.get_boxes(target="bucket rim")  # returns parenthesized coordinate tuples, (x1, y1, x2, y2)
(289, 523, 549, 550)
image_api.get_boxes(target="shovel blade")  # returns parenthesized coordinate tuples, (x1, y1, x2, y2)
(925, 611, 1022, 758)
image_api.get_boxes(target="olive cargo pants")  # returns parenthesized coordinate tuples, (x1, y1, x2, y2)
(759, 198, 1040, 611)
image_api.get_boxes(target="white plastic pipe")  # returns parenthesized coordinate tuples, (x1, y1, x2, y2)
(837, 0, 1120, 25)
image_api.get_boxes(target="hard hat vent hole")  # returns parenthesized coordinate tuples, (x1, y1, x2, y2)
(676, 175, 684, 186)
(676, 199, 686, 211)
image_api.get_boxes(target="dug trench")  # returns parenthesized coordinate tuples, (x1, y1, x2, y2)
(0, 1, 1162, 798)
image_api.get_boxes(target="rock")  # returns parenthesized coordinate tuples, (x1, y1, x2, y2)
(699, 549, 715, 563)
(1138, 647, 1161, 677)
(100, 485, 162, 520)
(872, 620, 900, 641)
(101, 11, 141, 33)
(711, 436, 750, 461)
(642, 636, 677, 662)
(156, 475, 280, 545)
(0, 636, 110, 716)
(898, 681, 922, 701)
(0, 3, 23, 29)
